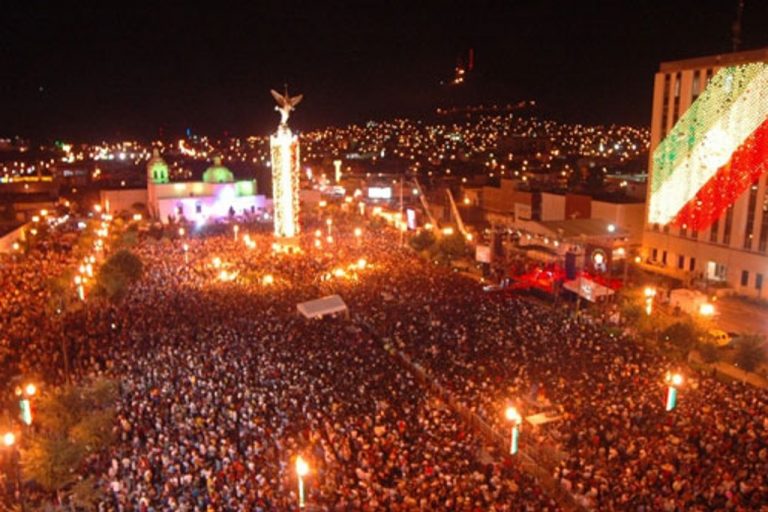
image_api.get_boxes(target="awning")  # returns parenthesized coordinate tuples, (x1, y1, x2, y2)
(525, 412, 564, 426)
(297, 294, 348, 319)
(563, 276, 614, 302)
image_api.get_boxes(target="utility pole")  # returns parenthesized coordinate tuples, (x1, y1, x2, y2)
(622, 248, 631, 286)
(732, 0, 745, 52)
(399, 174, 404, 247)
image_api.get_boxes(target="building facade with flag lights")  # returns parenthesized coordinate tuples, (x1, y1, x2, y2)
(642, 48, 768, 297)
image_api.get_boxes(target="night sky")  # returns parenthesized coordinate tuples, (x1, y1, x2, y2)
(3, 1, 768, 141)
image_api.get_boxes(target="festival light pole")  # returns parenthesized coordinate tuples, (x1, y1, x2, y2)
(295, 456, 309, 509)
(15, 383, 37, 426)
(505, 406, 522, 455)
(644, 286, 656, 316)
(2, 432, 24, 511)
(182, 243, 189, 265)
(665, 372, 683, 411)
(74, 275, 85, 301)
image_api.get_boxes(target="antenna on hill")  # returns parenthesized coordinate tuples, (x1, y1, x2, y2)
(732, 0, 745, 52)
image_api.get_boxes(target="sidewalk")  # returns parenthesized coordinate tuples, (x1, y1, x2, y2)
(689, 350, 768, 388)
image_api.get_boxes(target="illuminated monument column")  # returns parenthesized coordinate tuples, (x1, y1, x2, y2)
(270, 88, 303, 238)
(270, 126, 300, 237)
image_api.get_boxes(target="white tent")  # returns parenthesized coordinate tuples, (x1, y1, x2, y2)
(297, 295, 349, 319)
(669, 288, 708, 315)
(525, 411, 564, 426)
(563, 276, 614, 302)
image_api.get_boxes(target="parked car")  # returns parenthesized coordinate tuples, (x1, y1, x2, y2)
(706, 329, 732, 347)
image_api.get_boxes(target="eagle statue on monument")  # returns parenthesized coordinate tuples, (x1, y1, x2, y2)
(270, 87, 303, 127)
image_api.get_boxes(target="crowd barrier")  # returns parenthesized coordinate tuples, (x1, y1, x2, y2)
(355, 317, 585, 511)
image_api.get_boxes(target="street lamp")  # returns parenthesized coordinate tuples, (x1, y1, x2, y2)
(505, 406, 522, 455)
(665, 372, 683, 411)
(74, 275, 85, 301)
(644, 286, 656, 316)
(326, 218, 333, 236)
(15, 384, 36, 426)
(182, 244, 189, 265)
(295, 456, 309, 509)
(2, 432, 23, 511)
(233, 224, 239, 241)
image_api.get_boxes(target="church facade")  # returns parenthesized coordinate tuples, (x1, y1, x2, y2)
(101, 150, 267, 224)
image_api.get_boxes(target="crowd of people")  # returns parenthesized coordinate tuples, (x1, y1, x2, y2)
(1, 207, 767, 510)
(1, 215, 557, 511)
(364, 248, 768, 510)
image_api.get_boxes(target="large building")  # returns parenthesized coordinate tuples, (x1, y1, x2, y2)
(641, 48, 768, 297)
(102, 151, 266, 223)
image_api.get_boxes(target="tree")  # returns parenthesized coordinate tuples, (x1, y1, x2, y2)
(661, 322, 700, 354)
(734, 334, 767, 372)
(698, 341, 720, 363)
(20, 379, 117, 500)
(409, 230, 436, 252)
(103, 249, 143, 281)
(69, 476, 104, 510)
(22, 436, 84, 494)
(96, 249, 143, 301)
(426, 233, 468, 266)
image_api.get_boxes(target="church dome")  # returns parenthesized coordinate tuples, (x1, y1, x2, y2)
(147, 149, 170, 184)
(202, 156, 234, 183)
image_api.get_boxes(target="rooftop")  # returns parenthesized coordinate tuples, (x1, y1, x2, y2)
(537, 218, 629, 239)
(659, 47, 768, 72)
